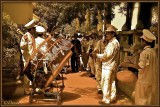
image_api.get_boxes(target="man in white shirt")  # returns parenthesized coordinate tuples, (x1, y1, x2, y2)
(97, 25, 120, 104)
(20, 20, 37, 95)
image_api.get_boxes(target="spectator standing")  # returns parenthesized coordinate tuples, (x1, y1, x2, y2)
(135, 29, 158, 105)
(92, 30, 105, 94)
(71, 33, 81, 72)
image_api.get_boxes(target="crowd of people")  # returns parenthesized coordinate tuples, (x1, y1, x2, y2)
(19, 19, 158, 105)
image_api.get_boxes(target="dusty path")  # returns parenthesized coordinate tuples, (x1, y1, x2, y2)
(2, 69, 134, 106)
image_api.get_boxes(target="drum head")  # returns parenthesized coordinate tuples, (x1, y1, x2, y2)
(29, 36, 73, 87)
(116, 70, 137, 83)
(119, 62, 140, 69)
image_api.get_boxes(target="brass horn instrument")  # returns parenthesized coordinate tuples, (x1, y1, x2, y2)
(17, 29, 24, 36)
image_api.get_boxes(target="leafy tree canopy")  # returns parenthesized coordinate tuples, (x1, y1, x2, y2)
(33, 2, 118, 32)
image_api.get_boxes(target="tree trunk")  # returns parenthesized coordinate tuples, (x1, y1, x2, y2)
(139, 2, 153, 29)
(105, 3, 112, 24)
(126, 2, 133, 30)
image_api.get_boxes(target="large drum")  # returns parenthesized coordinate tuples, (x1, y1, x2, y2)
(25, 36, 73, 88)
(116, 69, 138, 83)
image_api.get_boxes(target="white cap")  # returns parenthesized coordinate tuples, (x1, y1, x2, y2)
(24, 20, 37, 29)
(105, 25, 117, 33)
(36, 26, 45, 34)
(140, 29, 156, 43)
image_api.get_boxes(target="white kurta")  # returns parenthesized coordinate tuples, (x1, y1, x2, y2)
(135, 46, 158, 105)
(97, 37, 120, 103)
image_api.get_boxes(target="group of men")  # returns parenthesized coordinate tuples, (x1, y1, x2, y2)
(69, 25, 158, 105)
(19, 19, 158, 105)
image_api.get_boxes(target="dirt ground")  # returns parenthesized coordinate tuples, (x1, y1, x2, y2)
(2, 68, 134, 106)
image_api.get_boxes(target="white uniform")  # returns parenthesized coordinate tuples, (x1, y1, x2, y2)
(35, 36, 49, 74)
(97, 37, 120, 103)
(35, 37, 44, 48)
(20, 32, 35, 67)
(35, 37, 48, 54)
(20, 32, 35, 94)
(135, 46, 158, 105)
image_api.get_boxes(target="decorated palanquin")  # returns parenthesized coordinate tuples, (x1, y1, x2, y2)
(25, 36, 73, 88)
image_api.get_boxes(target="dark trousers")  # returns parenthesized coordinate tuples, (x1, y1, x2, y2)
(71, 54, 79, 72)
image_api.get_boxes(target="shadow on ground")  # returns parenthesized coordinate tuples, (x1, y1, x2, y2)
(72, 87, 102, 100)
(61, 91, 81, 102)
(79, 72, 89, 77)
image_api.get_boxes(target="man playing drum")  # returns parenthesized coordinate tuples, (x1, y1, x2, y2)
(20, 20, 37, 95)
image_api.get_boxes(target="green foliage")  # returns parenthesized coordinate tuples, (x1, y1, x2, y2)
(2, 12, 20, 48)
(33, 2, 76, 32)
(33, 2, 122, 33)
(2, 12, 21, 70)
(2, 12, 14, 40)
(33, 2, 104, 32)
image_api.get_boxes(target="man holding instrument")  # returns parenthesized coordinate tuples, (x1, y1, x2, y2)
(20, 20, 37, 95)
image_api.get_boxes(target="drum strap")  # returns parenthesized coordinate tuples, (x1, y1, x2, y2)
(23, 36, 51, 72)
(31, 34, 36, 55)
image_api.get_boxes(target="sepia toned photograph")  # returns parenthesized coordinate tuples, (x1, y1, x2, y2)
(1, 1, 159, 106)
